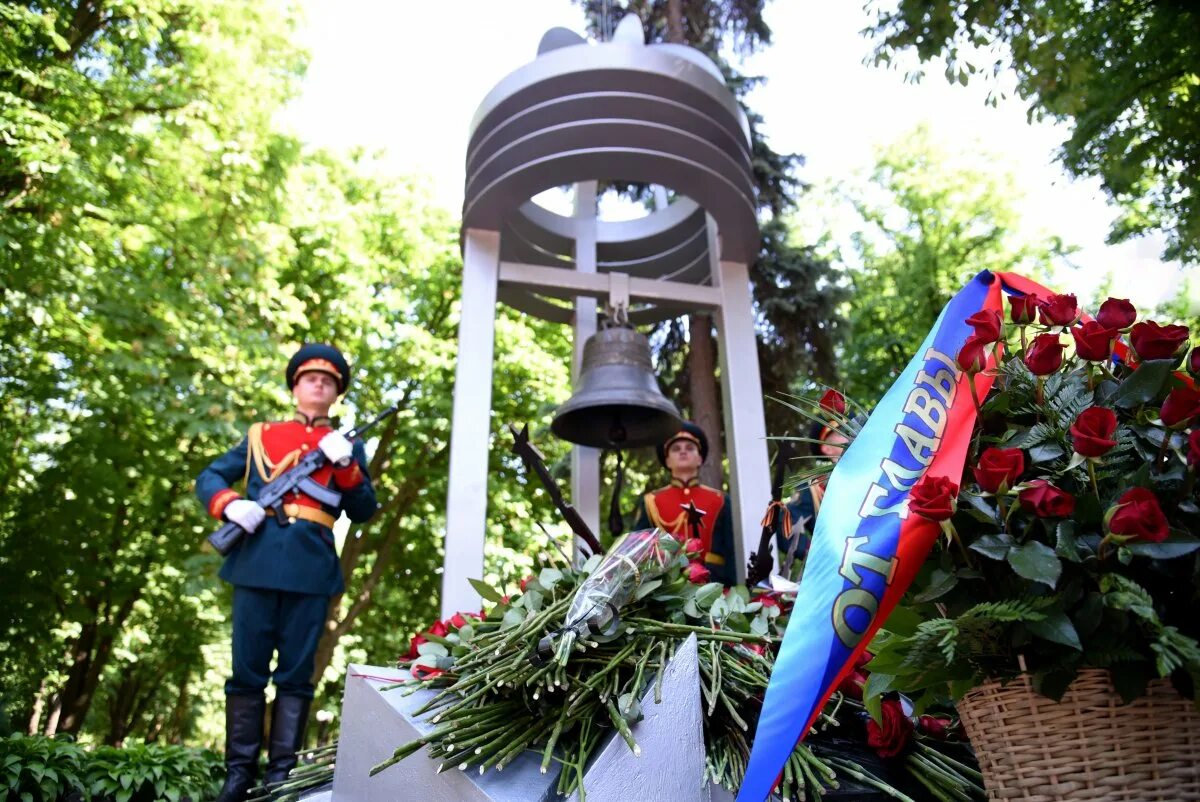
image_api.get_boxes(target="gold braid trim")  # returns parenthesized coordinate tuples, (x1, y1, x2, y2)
(246, 422, 304, 483)
(643, 491, 688, 534)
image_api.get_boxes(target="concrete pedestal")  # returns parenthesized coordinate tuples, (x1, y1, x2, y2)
(327, 635, 708, 801)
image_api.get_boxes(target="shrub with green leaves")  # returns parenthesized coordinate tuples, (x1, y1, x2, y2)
(1, 733, 88, 801)
(1, 735, 222, 802)
(867, 295, 1200, 709)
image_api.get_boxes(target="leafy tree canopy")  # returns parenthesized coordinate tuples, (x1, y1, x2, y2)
(866, 0, 1200, 264)
(807, 125, 1070, 402)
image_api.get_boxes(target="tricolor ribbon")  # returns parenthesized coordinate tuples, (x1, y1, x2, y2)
(738, 269, 1078, 800)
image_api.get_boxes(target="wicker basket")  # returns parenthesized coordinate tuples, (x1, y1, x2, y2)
(957, 668, 1200, 801)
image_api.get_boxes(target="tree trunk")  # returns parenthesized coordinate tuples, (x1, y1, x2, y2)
(667, 0, 685, 44)
(52, 590, 139, 735)
(26, 679, 47, 736)
(665, 0, 726, 489)
(688, 314, 724, 489)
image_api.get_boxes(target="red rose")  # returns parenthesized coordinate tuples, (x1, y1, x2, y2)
(956, 336, 988, 374)
(403, 632, 427, 661)
(866, 699, 914, 759)
(1070, 407, 1118, 457)
(754, 593, 781, 609)
(853, 650, 873, 670)
(917, 715, 953, 740)
(448, 612, 468, 629)
(838, 670, 868, 701)
(519, 574, 535, 592)
(972, 447, 1025, 493)
(1161, 386, 1200, 428)
(1130, 321, 1190, 361)
(1024, 333, 1065, 375)
(1096, 298, 1136, 330)
(411, 664, 445, 682)
(966, 309, 1002, 343)
(819, 389, 847, 415)
(1010, 293, 1039, 325)
(1189, 430, 1200, 469)
(1070, 321, 1117, 362)
(428, 620, 449, 638)
(1018, 479, 1076, 518)
(908, 475, 958, 521)
(1038, 293, 1079, 326)
(686, 562, 711, 584)
(1189, 347, 1200, 378)
(1108, 487, 1169, 543)
(683, 537, 704, 557)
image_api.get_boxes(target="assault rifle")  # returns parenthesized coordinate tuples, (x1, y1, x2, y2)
(207, 405, 399, 556)
(507, 423, 604, 556)
(746, 440, 794, 588)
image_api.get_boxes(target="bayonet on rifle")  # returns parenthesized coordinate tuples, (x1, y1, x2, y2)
(507, 423, 603, 556)
(746, 440, 794, 588)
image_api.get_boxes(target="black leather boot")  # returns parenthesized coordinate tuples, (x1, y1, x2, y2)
(263, 694, 312, 787)
(215, 692, 265, 802)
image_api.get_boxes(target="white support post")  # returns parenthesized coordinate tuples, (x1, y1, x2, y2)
(571, 182, 601, 561)
(441, 228, 500, 618)
(707, 218, 771, 581)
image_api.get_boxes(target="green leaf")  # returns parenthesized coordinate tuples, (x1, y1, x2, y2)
(969, 533, 1014, 560)
(468, 578, 504, 604)
(960, 492, 998, 523)
(634, 579, 663, 600)
(1055, 520, 1082, 562)
(694, 582, 724, 609)
(1127, 532, 1200, 559)
(1027, 610, 1082, 650)
(501, 607, 526, 630)
(1109, 359, 1175, 408)
(862, 672, 897, 723)
(913, 568, 957, 602)
(1007, 540, 1062, 587)
(416, 641, 448, 657)
(538, 567, 563, 589)
(1029, 442, 1065, 463)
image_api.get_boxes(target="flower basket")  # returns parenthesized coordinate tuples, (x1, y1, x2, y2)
(957, 666, 1200, 801)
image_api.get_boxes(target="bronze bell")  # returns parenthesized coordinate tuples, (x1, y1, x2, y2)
(552, 322, 682, 449)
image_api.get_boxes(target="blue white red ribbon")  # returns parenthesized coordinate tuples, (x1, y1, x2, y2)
(738, 270, 1017, 800)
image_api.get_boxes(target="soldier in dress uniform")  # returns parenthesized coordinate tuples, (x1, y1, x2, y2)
(196, 344, 377, 802)
(780, 421, 849, 567)
(634, 422, 737, 585)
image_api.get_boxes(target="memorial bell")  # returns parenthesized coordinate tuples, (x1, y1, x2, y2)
(552, 314, 681, 449)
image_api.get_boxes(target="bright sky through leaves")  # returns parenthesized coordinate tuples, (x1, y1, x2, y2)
(279, 0, 1186, 308)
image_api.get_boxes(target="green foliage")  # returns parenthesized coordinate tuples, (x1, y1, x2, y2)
(826, 126, 1068, 401)
(1, 735, 221, 802)
(0, 0, 573, 745)
(1, 733, 88, 801)
(866, 0, 1200, 263)
(870, 303, 1200, 710)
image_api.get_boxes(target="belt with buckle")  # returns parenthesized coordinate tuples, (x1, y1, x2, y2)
(267, 503, 336, 529)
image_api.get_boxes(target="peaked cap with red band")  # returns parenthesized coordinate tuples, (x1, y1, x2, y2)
(286, 343, 351, 395)
(656, 421, 709, 467)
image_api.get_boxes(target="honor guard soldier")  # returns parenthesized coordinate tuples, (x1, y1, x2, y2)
(196, 344, 377, 802)
(781, 420, 850, 567)
(634, 422, 737, 585)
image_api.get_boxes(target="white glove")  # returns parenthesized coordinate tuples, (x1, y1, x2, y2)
(225, 499, 266, 533)
(319, 431, 354, 468)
